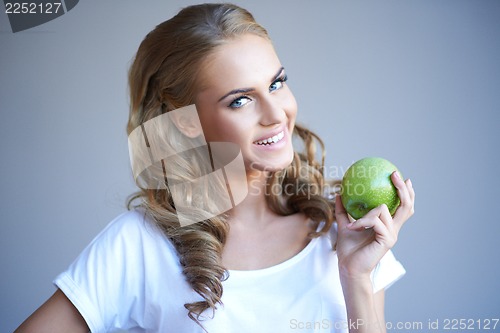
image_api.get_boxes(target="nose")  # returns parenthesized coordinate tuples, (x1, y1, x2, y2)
(259, 96, 285, 127)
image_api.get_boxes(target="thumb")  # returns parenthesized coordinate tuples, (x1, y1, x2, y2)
(335, 195, 351, 229)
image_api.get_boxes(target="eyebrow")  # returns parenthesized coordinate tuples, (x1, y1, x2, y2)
(217, 66, 285, 102)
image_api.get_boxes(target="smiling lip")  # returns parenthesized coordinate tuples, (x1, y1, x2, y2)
(253, 129, 285, 146)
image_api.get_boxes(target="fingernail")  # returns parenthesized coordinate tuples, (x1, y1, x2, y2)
(408, 178, 413, 187)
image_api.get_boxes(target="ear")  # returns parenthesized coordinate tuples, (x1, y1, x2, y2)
(168, 105, 204, 139)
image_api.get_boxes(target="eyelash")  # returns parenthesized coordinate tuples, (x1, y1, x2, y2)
(228, 74, 289, 109)
(270, 74, 288, 92)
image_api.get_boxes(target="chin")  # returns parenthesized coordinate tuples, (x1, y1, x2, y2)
(246, 151, 294, 173)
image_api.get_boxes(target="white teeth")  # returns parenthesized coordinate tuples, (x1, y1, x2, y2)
(255, 131, 284, 145)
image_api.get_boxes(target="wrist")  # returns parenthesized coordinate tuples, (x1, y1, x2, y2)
(338, 264, 373, 287)
(339, 272, 373, 293)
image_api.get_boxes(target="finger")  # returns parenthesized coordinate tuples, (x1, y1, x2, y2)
(392, 171, 411, 204)
(347, 214, 390, 242)
(347, 216, 384, 231)
(407, 178, 415, 204)
(353, 204, 393, 232)
(391, 172, 414, 223)
(348, 205, 396, 247)
(376, 203, 394, 231)
(335, 195, 350, 228)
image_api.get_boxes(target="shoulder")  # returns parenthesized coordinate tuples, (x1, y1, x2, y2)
(98, 209, 156, 238)
(54, 210, 188, 331)
(70, 209, 180, 272)
(92, 209, 169, 250)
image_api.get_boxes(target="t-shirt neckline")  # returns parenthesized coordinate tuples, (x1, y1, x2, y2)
(226, 234, 321, 279)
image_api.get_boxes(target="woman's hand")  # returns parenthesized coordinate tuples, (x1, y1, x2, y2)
(335, 171, 415, 280)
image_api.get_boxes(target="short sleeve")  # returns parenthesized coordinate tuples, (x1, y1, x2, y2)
(53, 210, 154, 332)
(371, 250, 406, 293)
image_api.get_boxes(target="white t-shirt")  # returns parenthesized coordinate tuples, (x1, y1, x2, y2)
(54, 209, 405, 333)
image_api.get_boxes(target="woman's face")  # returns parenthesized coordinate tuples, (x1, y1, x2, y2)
(195, 34, 297, 173)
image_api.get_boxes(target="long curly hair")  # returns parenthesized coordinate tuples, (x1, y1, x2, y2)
(126, 3, 336, 328)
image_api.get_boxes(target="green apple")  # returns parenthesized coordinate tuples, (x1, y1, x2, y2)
(341, 157, 402, 219)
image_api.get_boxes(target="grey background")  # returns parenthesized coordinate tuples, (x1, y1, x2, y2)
(1, 0, 499, 331)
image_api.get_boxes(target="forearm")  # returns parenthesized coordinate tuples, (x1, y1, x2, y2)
(340, 274, 386, 333)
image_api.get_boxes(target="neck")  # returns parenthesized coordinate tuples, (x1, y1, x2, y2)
(228, 170, 277, 227)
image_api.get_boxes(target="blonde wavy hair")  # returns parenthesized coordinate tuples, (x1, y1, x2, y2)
(126, 2, 336, 328)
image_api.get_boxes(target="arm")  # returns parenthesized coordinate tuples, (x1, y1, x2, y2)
(15, 289, 89, 333)
(340, 276, 386, 332)
(335, 172, 415, 333)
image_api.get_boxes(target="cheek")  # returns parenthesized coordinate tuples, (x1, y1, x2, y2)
(198, 115, 222, 142)
(283, 90, 298, 122)
(206, 117, 246, 143)
(196, 105, 229, 141)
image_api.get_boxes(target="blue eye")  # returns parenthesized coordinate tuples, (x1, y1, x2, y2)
(269, 74, 288, 92)
(229, 96, 252, 108)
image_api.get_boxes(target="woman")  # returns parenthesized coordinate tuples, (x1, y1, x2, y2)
(16, 3, 415, 333)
